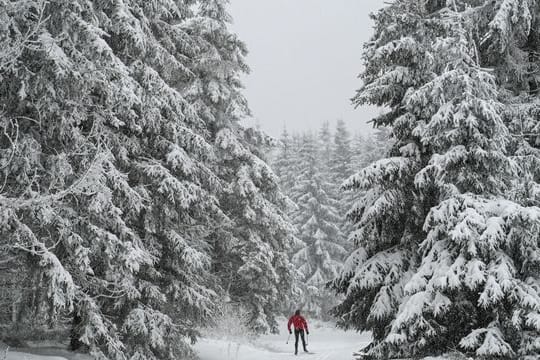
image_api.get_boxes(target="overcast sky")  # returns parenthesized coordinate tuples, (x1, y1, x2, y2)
(229, 0, 385, 138)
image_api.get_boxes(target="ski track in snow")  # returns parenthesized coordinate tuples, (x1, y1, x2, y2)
(195, 322, 371, 360)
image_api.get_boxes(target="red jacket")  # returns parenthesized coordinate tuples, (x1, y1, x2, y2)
(288, 315, 308, 332)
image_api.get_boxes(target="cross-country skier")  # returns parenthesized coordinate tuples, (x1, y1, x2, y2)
(287, 310, 309, 355)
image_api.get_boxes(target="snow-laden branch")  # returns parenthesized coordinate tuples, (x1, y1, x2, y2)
(0, 0, 49, 72)
(0, 146, 107, 210)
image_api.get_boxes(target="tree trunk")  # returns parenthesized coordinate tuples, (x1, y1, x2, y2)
(70, 312, 84, 351)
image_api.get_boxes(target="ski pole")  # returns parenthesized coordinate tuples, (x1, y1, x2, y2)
(286, 333, 291, 344)
(306, 332, 309, 346)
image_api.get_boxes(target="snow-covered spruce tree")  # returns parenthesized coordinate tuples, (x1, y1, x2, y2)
(183, 0, 294, 333)
(0, 0, 151, 355)
(319, 121, 333, 170)
(318, 121, 340, 203)
(272, 128, 308, 314)
(0, 1, 225, 358)
(103, 2, 229, 358)
(331, 2, 435, 351)
(273, 128, 299, 198)
(331, 120, 353, 186)
(492, 0, 540, 213)
(331, 120, 354, 236)
(332, 1, 540, 359)
(291, 133, 347, 318)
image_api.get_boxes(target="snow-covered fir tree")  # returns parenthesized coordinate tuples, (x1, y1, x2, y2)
(0, 0, 294, 357)
(0, 1, 232, 358)
(330, 120, 354, 235)
(332, 1, 540, 359)
(318, 121, 333, 171)
(344, 130, 392, 239)
(272, 123, 389, 319)
(272, 128, 312, 315)
(290, 132, 347, 318)
(273, 128, 298, 198)
(183, 0, 294, 333)
(331, 120, 353, 186)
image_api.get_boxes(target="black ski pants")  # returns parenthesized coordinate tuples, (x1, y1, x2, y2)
(294, 328, 307, 353)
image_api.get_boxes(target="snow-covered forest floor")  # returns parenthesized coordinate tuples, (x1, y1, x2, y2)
(0, 342, 91, 360)
(0, 322, 368, 360)
(0, 323, 468, 360)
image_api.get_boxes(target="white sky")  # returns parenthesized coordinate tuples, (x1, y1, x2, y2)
(229, 0, 386, 138)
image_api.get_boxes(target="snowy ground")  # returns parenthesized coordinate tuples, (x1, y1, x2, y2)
(194, 320, 371, 360)
(0, 341, 91, 360)
(0, 331, 461, 360)
(2, 349, 90, 360)
(0, 323, 368, 360)
(4, 352, 67, 360)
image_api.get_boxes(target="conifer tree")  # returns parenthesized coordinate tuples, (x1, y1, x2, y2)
(273, 128, 298, 197)
(331, 120, 353, 185)
(333, 1, 540, 359)
(183, 0, 294, 333)
(331, 120, 354, 235)
(0, 0, 291, 358)
(319, 121, 333, 171)
(291, 133, 346, 317)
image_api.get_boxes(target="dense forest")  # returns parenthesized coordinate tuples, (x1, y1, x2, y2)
(2, 0, 540, 360)
(272, 122, 389, 319)
(0, 1, 292, 359)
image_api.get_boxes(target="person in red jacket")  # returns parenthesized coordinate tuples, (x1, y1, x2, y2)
(287, 310, 309, 355)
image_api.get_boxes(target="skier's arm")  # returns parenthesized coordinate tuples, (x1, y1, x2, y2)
(303, 317, 309, 333)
